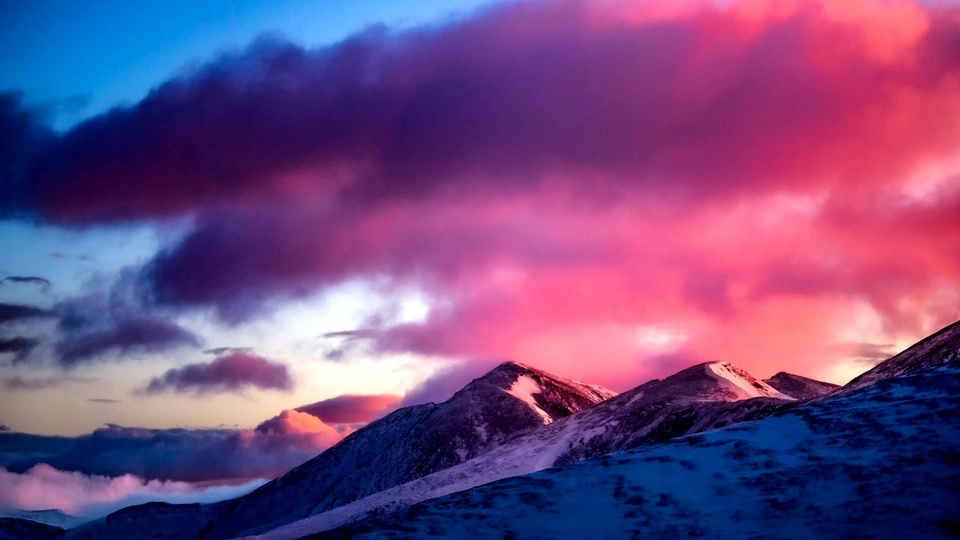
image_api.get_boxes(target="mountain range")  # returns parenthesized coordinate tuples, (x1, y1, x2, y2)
(8, 319, 960, 539)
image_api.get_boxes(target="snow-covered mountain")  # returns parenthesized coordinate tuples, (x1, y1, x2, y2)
(842, 319, 960, 393)
(314, 359, 960, 539)
(36, 323, 946, 540)
(247, 361, 802, 539)
(763, 371, 839, 400)
(63, 361, 614, 540)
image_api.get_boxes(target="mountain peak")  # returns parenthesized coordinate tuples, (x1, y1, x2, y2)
(461, 360, 616, 425)
(702, 361, 795, 400)
(660, 361, 794, 401)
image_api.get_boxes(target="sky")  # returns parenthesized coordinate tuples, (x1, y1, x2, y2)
(1, 0, 960, 510)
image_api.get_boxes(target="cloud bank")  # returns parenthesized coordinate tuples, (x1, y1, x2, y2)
(0, 464, 264, 520)
(7, 422, 340, 483)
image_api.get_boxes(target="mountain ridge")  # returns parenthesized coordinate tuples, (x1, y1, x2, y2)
(65, 360, 615, 540)
(309, 360, 960, 539)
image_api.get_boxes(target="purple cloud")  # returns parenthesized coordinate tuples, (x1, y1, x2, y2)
(55, 315, 199, 366)
(6, 1, 955, 225)
(143, 352, 293, 394)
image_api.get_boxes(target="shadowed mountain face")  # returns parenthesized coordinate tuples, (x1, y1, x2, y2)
(843, 319, 960, 393)
(763, 372, 840, 400)
(314, 360, 960, 540)
(65, 362, 615, 540)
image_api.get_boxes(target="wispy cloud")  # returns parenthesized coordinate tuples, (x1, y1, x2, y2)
(3, 375, 90, 390)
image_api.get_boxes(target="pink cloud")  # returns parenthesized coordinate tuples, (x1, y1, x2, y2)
(295, 394, 403, 424)
(0, 464, 264, 520)
(3, 0, 958, 387)
(254, 410, 349, 448)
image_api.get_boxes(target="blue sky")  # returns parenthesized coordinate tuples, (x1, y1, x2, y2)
(1, 0, 500, 129)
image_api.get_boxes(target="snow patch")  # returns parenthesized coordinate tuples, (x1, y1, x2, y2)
(706, 363, 795, 400)
(504, 375, 554, 424)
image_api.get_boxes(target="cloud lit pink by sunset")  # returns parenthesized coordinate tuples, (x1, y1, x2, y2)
(2, 0, 958, 393)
